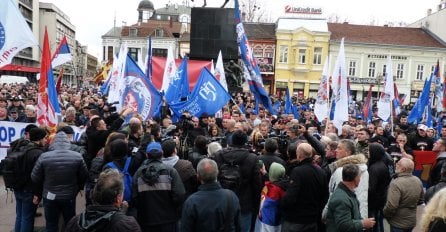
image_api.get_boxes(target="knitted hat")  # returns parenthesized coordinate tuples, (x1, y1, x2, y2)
(29, 128, 47, 141)
(57, 126, 74, 135)
(24, 124, 38, 133)
(269, 162, 285, 182)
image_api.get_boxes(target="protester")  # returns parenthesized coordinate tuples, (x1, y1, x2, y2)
(420, 188, 446, 232)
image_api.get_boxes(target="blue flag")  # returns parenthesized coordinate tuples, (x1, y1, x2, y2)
(122, 54, 162, 121)
(165, 57, 189, 104)
(272, 100, 281, 115)
(169, 68, 231, 118)
(426, 100, 433, 128)
(234, 0, 273, 113)
(408, 76, 432, 124)
(284, 87, 293, 114)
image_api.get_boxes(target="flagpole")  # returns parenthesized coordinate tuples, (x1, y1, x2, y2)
(390, 98, 394, 137)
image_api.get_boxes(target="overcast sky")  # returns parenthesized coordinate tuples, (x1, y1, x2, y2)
(41, 0, 439, 59)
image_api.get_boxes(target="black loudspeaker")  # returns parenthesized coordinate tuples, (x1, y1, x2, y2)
(190, 7, 238, 60)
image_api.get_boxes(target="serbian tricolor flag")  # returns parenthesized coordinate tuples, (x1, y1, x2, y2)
(37, 28, 61, 132)
(51, 35, 72, 68)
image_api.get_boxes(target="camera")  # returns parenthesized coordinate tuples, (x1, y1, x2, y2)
(269, 133, 290, 151)
(177, 115, 195, 132)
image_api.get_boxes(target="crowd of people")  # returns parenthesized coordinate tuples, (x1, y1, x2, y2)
(3, 81, 446, 232)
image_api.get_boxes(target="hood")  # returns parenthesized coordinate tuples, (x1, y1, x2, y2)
(141, 160, 166, 185)
(49, 132, 72, 151)
(368, 143, 385, 164)
(79, 206, 119, 231)
(335, 154, 368, 169)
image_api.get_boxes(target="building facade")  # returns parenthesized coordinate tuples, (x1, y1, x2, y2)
(0, 0, 41, 80)
(328, 22, 446, 104)
(244, 23, 276, 94)
(101, 0, 191, 64)
(274, 18, 330, 98)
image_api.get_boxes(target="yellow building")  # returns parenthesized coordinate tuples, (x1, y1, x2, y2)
(275, 18, 330, 98)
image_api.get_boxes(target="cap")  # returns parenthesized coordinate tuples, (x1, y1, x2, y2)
(356, 115, 363, 120)
(146, 142, 162, 154)
(418, 124, 428, 131)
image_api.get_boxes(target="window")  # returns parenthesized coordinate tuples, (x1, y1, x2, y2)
(368, 62, 376, 77)
(279, 45, 288, 63)
(129, 28, 137, 37)
(265, 48, 274, 58)
(349, 61, 356, 76)
(382, 64, 387, 77)
(397, 64, 404, 79)
(313, 47, 322, 64)
(153, 48, 168, 57)
(254, 47, 263, 57)
(107, 46, 114, 62)
(416, 64, 424, 80)
(155, 29, 164, 37)
(298, 49, 306, 64)
(128, 48, 139, 62)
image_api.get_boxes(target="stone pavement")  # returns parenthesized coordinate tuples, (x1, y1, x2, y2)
(0, 176, 85, 232)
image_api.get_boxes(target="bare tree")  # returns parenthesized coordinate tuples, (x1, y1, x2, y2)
(239, 0, 271, 23)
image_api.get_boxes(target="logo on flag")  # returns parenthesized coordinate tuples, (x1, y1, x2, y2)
(122, 54, 162, 121)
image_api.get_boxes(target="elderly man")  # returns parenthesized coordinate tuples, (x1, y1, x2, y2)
(181, 159, 241, 232)
(280, 143, 328, 231)
(326, 164, 376, 232)
(383, 158, 424, 232)
(65, 169, 141, 231)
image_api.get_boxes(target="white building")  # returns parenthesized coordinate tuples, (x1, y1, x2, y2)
(328, 22, 446, 104)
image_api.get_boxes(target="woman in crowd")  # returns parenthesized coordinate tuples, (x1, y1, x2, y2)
(421, 188, 446, 231)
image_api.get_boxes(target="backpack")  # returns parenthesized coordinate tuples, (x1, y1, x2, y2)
(1, 147, 37, 190)
(218, 151, 248, 193)
(106, 157, 133, 202)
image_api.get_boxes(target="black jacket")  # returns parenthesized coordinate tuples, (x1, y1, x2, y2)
(429, 153, 446, 187)
(86, 116, 124, 164)
(31, 132, 88, 200)
(259, 152, 286, 173)
(213, 147, 263, 214)
(132, 159, 185, 229)
(181, 182, 241, 232)
(65, 205, 141, 232)
(280, 158, 329, 224)
(18, 142, 46, 194)
(368, 144, 391, 212)
(425, 178, 446, 203)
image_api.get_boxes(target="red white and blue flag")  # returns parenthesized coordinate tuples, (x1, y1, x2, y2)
(37, 28, 60, 132)
(234, 0, 273, 113)
(0, 0, 39, 68)
(51, 35, 72, 68)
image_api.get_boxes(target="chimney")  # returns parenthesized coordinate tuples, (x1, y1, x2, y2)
(383, 24, 388, 27)
(343, 21, 349, 24)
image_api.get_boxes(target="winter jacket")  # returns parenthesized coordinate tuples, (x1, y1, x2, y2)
(325, 154, 369, 219)
(383, 172, 424, 229)
(429, 152, 446, 187)
(213, 147, 263, 214)
(368, 144, 391, 213)
(17, 142, 46, 194)
(86, 116, 124, 164)
(408, 132, 434, 151)
(425, 179, 446, 203)
(280, 158, 328, 224)
(132, 159, 185, 229)
(31, 132, 88, 200)
(180, 182, 241, 232)
(259, 152, 286, 173)
(65, 205, 141, 232)
(326, 182, 363, 232)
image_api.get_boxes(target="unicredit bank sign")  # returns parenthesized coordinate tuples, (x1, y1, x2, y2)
(284, 5, 322, 14)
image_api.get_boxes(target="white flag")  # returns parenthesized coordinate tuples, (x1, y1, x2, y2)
(210, 59, 215, 75)
(0, 0, 39, 68)
(161, 46, 177, 93)
(314, 58, 330, 121)
(377, 55, 394, 121)
(110, 44, 127, 111)
(215, 50, 228, 91)
(332, 38, 348, 135)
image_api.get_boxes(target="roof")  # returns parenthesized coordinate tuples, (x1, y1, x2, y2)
(277, 17, 328, 32)
(102, 27, 122, 37)
(138, 0, 154, 10)
(244, 23, 276, 40)
(122, 21, 182, 37)
(155, 4, 191, 16)
(328, 23, 446, 48)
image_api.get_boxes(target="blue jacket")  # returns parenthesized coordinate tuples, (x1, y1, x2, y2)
(181, 182, 241, 232)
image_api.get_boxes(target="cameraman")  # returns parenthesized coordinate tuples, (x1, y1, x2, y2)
(259, 138, 286, 172)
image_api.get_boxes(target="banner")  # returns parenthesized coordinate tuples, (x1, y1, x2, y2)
(0, 122, 85, 159)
